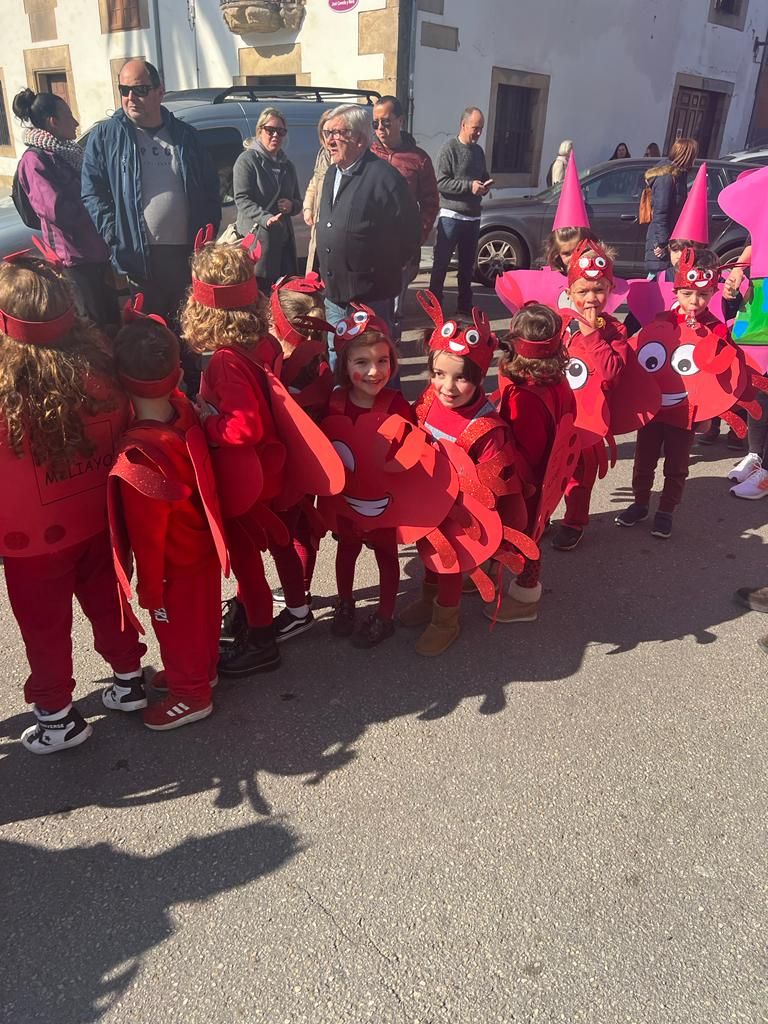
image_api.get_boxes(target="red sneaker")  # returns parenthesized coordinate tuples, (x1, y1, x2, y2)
(143, 693, 213, 731)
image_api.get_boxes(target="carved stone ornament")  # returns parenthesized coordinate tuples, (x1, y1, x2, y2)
(220, 0, 306, 34)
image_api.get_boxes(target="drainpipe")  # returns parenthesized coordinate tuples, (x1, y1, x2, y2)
(150, 0, 165, 83)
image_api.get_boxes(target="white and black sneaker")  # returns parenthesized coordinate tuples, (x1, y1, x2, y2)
(21, 703, 92, 755)
(272, 587, 287, 607)
(274, 607, 315, 643)
(102, 674, 148, 712)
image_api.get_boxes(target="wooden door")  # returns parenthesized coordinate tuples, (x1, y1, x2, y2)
(37, 71, 69, 106)
(666, 86, 717, 156)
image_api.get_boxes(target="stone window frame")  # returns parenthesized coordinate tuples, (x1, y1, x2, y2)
(663, 71, 734, 158)
(23, 44, 79, 124)
(97, 0, 149, 34)
(0, 69, 15, 158)
(708, 0, 749, 31)
(485, 66, 550, 189)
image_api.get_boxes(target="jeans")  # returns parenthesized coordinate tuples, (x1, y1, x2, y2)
(429, 216, 480, 312)
(324, 297, 396, 372)
(393, 256, 421, 342)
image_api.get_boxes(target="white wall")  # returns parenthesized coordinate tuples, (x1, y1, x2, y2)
(410, 0, 768, 192)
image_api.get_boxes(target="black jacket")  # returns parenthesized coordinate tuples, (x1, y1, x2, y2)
(644, 161, 689, 272)
(316, 149, 421, 304)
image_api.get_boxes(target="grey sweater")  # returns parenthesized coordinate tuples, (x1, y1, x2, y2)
(435, 137, 489, 217)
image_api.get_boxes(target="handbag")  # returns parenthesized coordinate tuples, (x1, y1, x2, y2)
(638, 185, 653, 225)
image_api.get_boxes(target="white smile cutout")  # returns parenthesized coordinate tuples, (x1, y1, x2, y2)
(343, 496, 390, 517)
(448, 340, 465, 353)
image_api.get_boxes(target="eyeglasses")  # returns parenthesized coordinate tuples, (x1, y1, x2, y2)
(322, 128, 353, 141)
(262, 126, 287, 138)
(372, 119, 392, 129)
(118, 84, 154, 98)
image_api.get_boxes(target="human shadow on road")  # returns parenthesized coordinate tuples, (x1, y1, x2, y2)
(0, 472, 763, 827)
(0, 820, 300, 1024)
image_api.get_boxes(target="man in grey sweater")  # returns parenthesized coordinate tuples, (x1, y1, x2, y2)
(429, 107, 492, 314)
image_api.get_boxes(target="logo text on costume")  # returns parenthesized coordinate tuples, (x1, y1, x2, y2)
(153, 608, 169, 623)
(36, 420, 116, 505)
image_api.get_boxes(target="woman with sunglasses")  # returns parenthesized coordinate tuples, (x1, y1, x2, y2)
(233, 108, 303, 288)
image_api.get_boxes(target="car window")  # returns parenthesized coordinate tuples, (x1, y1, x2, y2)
(582, 167, 645, 204)
(197, 127, 244, 206)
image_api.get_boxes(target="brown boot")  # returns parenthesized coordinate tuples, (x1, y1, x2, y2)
(415, 602, 460, 657)
(399, 582, 438, 627)
(483, 581, 541, 623)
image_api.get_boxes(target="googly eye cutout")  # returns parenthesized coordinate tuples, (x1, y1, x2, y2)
(336, 320, 348, 336)
(578, 257, 590, 270)
(353, 310, 368, 325)
(595, 256, 607, 269)
(704, 270, 714, 281)
(332, 440, 356, 471)
(566, 358, 589, 391)
(638, 341, 667, 373)
(686, 270, 698, 283)
(441, 321, 457, 339)
(670, 343, 699, 377)
(464, 329, 480, 347)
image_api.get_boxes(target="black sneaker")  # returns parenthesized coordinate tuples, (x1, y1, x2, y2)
(552, 525, 583, 551)
(651, 511, 673, 539)
(331, 599, 356, 637)
(615, 503, 649, 528)
(698, 425, 720, 445)
(21, 704, 92, 755)
(350, 613, 395, 649)
(102, 673, 148, 712)
(274, 606, 315, 643)
(220, 597, 247, 646)
(218, 626, 281, 678)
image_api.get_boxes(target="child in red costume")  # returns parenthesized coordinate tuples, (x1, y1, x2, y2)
(495, 303, 575, 621)
(553, 239, 628, 551)
(0, 253, 145, 755)
(400, 291, 527, 656)
(109, 313, 228, 730)
(616, 248, 725, 539)
(320, 308, 414, 648)
(267, 272, 334, 620)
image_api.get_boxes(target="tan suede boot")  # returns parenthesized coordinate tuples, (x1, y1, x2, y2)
(398, 582, 438, 627)
(483, 581, 541, 623)
(415, 602, 460, 657)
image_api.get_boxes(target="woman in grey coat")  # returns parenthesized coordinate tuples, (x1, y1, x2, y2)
(233, 107, 302, 287)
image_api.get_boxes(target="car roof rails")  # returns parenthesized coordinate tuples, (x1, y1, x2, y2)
(208, 85, 382, 106)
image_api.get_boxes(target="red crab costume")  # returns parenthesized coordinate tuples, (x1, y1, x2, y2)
(0, 246, 145, 714)
(109, 320, 229, 701)
(193, 228, 344, 627)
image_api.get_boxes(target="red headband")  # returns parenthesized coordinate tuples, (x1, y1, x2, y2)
(0, 239, 76, 345)
(511, 311, 565, 359)
(118, 367, 180, 398)
(417, 289, 496, 375)
(191, 226, 262, 310)
(673, 247, 718, 291)
(333, 303, 392, 357)
(567, 238, 614, 286)
(270, 273, 325, 347)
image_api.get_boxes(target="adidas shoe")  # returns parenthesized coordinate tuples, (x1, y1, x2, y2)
(274, 606, 314, 643)
(143, 694, 213, 731)
(730, 466, 768, 500)
(21, 703, 92, 755)
(102, 674, 147, 712)
(727, 452, 761, 483)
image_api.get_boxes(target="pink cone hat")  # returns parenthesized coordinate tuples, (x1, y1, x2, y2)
(552, 154, 590, 231)
(671, 162, 709, 244)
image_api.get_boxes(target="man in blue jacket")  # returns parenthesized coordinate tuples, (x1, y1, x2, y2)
(82, 60, 220, 328)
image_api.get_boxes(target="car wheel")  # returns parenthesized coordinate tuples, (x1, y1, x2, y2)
(717, 244, 747, 269)
(475, 231, 526, 287)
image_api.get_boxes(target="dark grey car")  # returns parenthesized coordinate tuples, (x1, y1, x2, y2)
(474, 158, 764, 285)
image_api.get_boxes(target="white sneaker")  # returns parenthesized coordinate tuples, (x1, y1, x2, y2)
(102, 675, 147, 712)
(727, 452, 761, 483)
(21, 703, 92, 755)
(731, 466, 768, 499)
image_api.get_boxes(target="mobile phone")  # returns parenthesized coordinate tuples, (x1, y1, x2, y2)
(483, 179, 495, 187)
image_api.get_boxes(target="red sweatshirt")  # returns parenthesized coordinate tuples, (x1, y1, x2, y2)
(564, 311, 629, 387)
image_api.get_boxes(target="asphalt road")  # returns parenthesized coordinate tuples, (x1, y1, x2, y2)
(1, 278, 767, 1024)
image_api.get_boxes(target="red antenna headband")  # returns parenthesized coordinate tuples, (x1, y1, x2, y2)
(270, 273, 325, 347)
(118, 295, 181, 397)
(191, 226, 263, 310)
(567, 238, 614, 286)
(1, 239, 76, 346)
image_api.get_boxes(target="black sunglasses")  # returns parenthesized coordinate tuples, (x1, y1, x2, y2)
(118, 84, 154, 98)
(262, 125, 287, 137)
(372, 119, 392, 129)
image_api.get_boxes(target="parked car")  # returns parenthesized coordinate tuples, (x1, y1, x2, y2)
(722, 145, 768, 164)
(0, 85, 380, 263)
(474, 157, 766, 285)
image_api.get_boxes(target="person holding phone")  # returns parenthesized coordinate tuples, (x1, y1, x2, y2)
(429, 107, 492, 316)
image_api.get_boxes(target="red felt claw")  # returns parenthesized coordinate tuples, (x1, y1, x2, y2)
(721, 409, 747, 437)
(194, 223, 215, 252)
(469, 566, 495, 603)
(415, 289, 444, 329)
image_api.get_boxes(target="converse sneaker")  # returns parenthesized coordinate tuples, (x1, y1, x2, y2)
(274, 606, 315, 643)
(730, 466, 768, 500)
(102, 674, 147, 712)
(651, 511, 673, 539)
(615, 503, 649, 528)
(727, 452, 761, 483)
(143, 694, 213, 731)
(21, 703, 92, 755)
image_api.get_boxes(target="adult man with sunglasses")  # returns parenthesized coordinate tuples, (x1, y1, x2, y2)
(371, 96, 438, 338)
(82, 60, 219, 363)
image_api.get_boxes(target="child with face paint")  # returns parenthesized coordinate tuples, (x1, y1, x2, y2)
(321, 309, 415, 648)
(553, 239, 628, 551)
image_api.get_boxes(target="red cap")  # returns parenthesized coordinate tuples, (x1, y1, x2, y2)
(417, 289, 496, 375)
(567, 238, 614, 286)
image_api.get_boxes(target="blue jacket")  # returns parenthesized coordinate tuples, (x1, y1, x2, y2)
(643, 160, 689, 273)
(81, 107, 221, 280)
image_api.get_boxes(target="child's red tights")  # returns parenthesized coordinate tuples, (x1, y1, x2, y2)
(336, 531, 399, 619)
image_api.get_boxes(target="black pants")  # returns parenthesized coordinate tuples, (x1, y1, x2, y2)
(429, 216, 480, 313)
(129, 245, 201, 394)
(63, 262, 120, 329)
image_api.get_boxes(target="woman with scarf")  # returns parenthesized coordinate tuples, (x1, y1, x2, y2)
(233, 107, 302, 289)
(12, 88, 118, 326)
